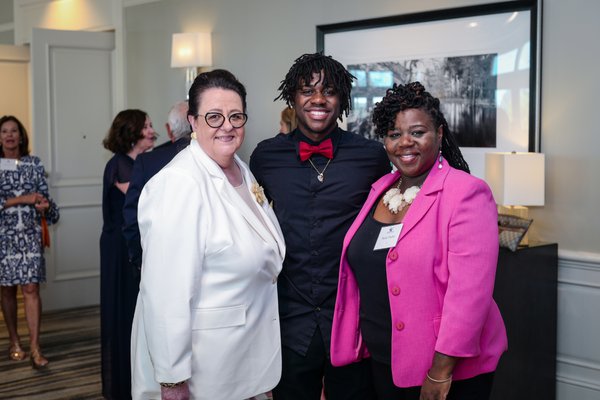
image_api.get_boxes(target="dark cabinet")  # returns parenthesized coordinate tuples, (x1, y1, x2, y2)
(490, 243, 558, 400)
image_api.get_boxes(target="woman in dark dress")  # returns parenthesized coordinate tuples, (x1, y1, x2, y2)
(100, 109, 156, 400)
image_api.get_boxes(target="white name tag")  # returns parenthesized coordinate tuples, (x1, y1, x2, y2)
(0, 158, 18, 171)
(374, 223, 403, 250)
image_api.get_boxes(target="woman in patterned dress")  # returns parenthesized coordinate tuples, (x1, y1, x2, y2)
(0, 115, 59, 369)
(100, 109, 156, 400)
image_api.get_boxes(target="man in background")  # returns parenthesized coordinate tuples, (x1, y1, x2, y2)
(123, 100, 191, 269)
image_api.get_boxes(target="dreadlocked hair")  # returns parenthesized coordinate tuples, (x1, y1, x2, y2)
(275, 52, 356, 121)
(372, 81, 470, 173)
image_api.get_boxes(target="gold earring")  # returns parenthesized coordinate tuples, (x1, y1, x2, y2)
(191, 131, 197, 140)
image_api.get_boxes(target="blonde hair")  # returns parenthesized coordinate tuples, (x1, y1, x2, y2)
(280, 107, 297, 133)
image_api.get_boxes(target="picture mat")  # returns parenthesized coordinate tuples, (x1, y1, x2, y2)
(324, 10, 531, 178)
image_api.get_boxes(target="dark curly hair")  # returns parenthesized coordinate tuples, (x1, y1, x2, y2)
(0, 115, 30, 157)
(372, 82, 470, 173)
(188, 69, 247, 117)
(102, 109, 148, 154)
(275, 52, 355, 121)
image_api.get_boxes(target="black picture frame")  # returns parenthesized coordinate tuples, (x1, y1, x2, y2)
(316, 0, 541, 178)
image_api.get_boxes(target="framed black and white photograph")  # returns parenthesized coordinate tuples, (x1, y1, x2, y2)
(317, 1, 541, 178)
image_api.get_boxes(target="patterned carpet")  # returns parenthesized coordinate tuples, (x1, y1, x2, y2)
(0, 305, 102, 400)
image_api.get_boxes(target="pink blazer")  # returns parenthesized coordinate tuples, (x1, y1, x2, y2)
(330, 159, 507, 387)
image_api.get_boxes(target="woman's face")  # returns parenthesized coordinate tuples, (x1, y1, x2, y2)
(133, 115, 156, 153)
(0, 120, 21, 154)
(384, 108, 442, 182)
(189, 88, 245, 167)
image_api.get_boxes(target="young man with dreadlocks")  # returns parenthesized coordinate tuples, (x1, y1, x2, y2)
(250, 53, 390, 399)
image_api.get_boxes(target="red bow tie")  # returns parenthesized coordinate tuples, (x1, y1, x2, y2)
(298, 139, 333, 161)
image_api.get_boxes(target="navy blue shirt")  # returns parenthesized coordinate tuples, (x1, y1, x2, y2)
(250, 127, 390, 356)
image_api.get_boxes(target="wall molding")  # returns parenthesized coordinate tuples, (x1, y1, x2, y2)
(0, 23, 14, 33)
(558, 355, 600, 372)
(123, 0, 161, 7)
(558, 250, 600, 288)
(556, 253, 600, 399)
(559, 249, 600, 266)
(557, 374, 600, 393)
(15, 0, 52, 6)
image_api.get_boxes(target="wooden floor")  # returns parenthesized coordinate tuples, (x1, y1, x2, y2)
(0, 304, 102, 399)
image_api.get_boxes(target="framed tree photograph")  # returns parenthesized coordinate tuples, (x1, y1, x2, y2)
(317, 0, 541, 178)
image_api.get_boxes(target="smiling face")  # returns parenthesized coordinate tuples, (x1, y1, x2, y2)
(189, 87, 245, 168)
(384, 108, 443, 185)
(0, 120, 21, 155)
(132, 115, 156, 153)
(292, 70, 340, 141)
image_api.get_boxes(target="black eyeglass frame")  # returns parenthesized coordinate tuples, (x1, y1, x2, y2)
(195, 112, 248, 128)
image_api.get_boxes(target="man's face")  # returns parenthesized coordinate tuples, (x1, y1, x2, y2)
(292, 70, 340, 141)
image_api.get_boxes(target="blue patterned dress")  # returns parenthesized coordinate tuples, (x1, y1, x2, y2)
(0, 155, 59, 286)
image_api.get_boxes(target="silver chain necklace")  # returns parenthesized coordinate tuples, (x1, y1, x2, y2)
(308, 158, 332, 183)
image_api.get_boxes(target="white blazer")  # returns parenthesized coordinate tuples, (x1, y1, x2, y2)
(131, 140, 285, 400)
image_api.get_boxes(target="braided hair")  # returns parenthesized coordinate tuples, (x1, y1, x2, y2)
(372, 81, 470, 173)
(275, 52, 355, 121)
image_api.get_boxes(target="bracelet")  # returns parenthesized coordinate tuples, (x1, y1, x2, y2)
(159, 380, 187, 388)
(426, 371, 452, 384)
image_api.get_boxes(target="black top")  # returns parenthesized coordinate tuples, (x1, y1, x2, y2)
(250, 127, 390, 355)
(346, 205, 394, 364)
(100, 152, 137, 399)
(102, 153, 133, 233)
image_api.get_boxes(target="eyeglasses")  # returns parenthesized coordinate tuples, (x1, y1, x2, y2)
(196, 112, 248, 128)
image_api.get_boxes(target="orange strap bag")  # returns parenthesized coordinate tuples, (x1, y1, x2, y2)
(41, 216, 51, 248)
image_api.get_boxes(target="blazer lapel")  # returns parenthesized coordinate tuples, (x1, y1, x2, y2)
(398, 159, 449, 240)
(342, 173, 399, 249)
(237, 158, 286, 259)
(189, 141, 285, 260)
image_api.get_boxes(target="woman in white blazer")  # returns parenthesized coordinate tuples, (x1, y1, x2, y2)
(131, 70, 286, 400)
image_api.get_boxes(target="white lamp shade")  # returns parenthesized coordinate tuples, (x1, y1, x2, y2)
(170, 32, 212, 68)
(485, 152, 545, 206)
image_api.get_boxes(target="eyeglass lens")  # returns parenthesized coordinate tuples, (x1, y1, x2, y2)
(202, 112, 247, 128)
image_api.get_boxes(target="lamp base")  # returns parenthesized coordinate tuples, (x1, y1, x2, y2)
(185, 67, 199, 99)
(498, 205, 531, 246)
(498, 205, 529, 219)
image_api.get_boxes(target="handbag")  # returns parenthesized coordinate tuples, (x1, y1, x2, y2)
(41, 215, 51, 248)
(498, 213, 532, 251)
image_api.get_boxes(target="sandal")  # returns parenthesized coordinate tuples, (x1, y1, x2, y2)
(8, 343, 26, 361)
(30, 347, 49, 369)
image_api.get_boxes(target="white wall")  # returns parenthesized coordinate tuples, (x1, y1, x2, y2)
(122, 0, 600, 398)
(0, 1, 14, 44)
(0, 45, 29, 128)
(124, 0, 499, 156)
(2, 0, 599, 397)
(540, 2, 600, 396)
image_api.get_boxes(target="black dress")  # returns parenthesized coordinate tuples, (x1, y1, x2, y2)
(100, 153, 139, 400)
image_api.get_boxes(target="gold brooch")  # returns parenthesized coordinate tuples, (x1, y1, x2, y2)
(251, 182, 266, 206)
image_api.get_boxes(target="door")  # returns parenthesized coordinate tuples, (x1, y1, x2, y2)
(31, 28, 116, 311)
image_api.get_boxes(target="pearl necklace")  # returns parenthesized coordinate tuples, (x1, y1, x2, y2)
(382, 178, 421, 214)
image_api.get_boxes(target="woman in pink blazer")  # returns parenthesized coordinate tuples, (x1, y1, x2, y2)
(330, 82, 507, 400)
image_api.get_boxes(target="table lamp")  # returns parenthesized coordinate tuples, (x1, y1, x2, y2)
(485, 152, 545, 245)
(171, 32, 212, 98)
